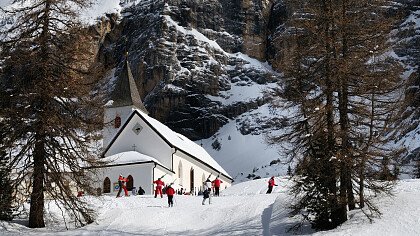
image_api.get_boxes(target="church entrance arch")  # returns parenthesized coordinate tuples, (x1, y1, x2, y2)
(126, 175, 134, 191)
(190, 168, 194, 194)
(103, 177, 111, 193)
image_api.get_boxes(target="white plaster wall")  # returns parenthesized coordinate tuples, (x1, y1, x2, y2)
(103, 106, 134, 148)
(172, 151, 231, 195)
(94, 163, 154, 195)
(152, 166, 176, 192)
(105, 114, 172, 168)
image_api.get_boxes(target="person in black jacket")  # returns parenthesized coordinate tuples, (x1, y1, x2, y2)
(137, 186, 145, 195)
(202, 188, 211, 205)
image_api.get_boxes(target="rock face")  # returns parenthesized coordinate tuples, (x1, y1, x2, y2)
(99, 0, 278, 140)
(97, 0, 419, 142)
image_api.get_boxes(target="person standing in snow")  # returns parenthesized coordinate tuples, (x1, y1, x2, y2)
(212, 177, 223, 196)
(153, 178, 165, 198)
(116, 174, 129, 198)
(203, 178, 212, 203)
(202, 188, 211, 205)
(266, 176, 278, 194)
(138, 186, 145, 195)
(166, 184, 175, 207)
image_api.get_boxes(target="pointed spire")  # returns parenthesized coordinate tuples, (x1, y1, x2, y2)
(110, 52, 148, 114)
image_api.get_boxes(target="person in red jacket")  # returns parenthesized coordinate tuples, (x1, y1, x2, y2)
(153, 178, 165, 198)
(116, 174, 129, 198)
(266, 176, 278, 194)
(212, 177, 223, 196)
(166, 184, 175, 207)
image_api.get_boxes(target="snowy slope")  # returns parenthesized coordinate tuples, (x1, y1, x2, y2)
(198, 104, 291, 182)
(2, 178, 420, 236)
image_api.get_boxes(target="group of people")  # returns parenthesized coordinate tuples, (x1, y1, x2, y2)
(116, 174, 146, 198)
(202, 176, 223, 205)
(116, 174, 279, 207)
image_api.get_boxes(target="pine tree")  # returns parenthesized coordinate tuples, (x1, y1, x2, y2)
(414, 159, 420, 179)
(0, 0, 106, 228)
(0, 137, 13, 221)
(267, 0, 405, 230)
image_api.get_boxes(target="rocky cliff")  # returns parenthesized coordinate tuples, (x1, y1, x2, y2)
(99, 0, 279, 140)
(95, 0, 419, 177)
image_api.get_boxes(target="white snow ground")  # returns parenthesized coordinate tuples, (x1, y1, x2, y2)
(1, 178, 420, 236)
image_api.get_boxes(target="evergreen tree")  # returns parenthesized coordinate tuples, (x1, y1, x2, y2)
(0, 0, 106, 228)
(0, 135, 13, 221)
(414, 159, 420, 179)
(268, 0, 405, 230)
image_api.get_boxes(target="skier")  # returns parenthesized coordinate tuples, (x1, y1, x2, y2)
(212, 176, 223, 196)
(166, 184, 175, 207)
(203, 177, 212, 204)
(202, 188, 211, 205)
(116, 174, 129, 198)
(153, 177, 165, 198)
(266, 176, 278, 194)
(138, 186, 145, 195)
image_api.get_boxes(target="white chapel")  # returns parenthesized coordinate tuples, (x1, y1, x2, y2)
(93, 58, 232, 195)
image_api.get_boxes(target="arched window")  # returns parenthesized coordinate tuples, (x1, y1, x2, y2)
(190, 168, 194, 194)
(178, 161, 183, 187)
(114, 116, 121, 128)
(126, 175, 134, 191)
(103, 177, 111, 193)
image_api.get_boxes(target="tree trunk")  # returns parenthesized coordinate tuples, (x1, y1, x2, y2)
(29, 137, 45, 228)
(346, 171, 355, 210)
(359, 156, 365, 208)
(339, 0, 355, 211)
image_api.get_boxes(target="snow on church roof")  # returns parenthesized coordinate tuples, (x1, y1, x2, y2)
(102, 151, 162, 166)
(134, 109, 232, 179)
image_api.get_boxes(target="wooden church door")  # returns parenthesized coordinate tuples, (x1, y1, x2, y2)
(103, 177, 111, 193)
(126, 175, 134, 191)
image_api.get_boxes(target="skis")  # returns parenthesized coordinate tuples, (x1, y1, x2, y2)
(168, 178, 177, 186)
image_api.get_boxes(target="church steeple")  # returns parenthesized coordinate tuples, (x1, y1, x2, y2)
(110, 52, 148, 114)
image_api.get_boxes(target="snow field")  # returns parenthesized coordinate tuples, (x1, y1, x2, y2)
(1, 178, 420, 235)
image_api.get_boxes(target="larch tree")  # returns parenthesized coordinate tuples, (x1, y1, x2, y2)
(267, 0, 405, 230)
(0, 0, 106, 228)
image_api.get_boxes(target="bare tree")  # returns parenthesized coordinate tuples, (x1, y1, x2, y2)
(267, 0, 405, 230)
(0, 0, 106, 228)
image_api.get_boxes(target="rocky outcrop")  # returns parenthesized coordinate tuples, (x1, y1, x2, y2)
(98, 0, 279, 140)
(97, 0, 419, 143)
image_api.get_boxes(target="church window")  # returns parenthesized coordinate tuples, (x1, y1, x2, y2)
(132, 123, 143, 135)
(103, 177, 111, 193)
(114, 116, 121, 128)
(178, 161, 183, 187)
(190, 168, 194, 194)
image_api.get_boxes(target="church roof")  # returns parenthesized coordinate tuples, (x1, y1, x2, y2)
(109, 58, 148, 114)
(135, 109, 231, 179)
(101, 151, 163, 166)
